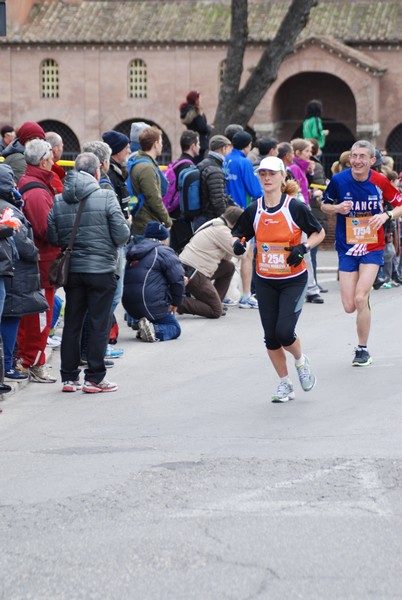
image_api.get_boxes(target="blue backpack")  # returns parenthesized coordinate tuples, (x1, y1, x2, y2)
(177, 164, 201, 219)
(126, 156, 168, 218)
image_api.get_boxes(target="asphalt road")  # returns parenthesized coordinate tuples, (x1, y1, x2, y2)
(1, 271, 402, 600)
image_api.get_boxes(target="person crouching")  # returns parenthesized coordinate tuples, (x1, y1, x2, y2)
(122, 222, 185, 342)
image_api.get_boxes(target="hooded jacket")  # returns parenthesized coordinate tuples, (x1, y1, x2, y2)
(47, 169, 130, 274)
(18, 164, 59, 287)
(198, 152, 232, 220)
(0, 196, 48, 318)
(2, 139, 27, 184)
(122, 238, 184, 321)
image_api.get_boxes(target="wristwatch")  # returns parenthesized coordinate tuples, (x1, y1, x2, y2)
(303, 242, 311, 253)
(385, 210, 394, 220)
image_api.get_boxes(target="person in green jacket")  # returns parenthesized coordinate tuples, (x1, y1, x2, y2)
(302, 100, 329, 152)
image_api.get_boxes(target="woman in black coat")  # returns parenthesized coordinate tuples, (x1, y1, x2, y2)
(0, 164, 48, 381)
(179, 90, 212, 163)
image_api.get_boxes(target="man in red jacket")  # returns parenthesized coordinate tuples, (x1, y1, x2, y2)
(16, 139, 60, 383)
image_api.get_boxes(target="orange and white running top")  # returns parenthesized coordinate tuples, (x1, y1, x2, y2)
(253, 195, 306, 279)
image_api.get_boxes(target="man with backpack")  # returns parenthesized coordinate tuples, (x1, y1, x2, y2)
(194, 134, 232, 229)
(128, 126, 172, 241)
(167, 131, 200, 252)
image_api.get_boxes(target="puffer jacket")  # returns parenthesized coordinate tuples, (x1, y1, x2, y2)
(122, 239, 184, 321)
(47, 170, 130, 273)
(198, 152, 232, 220)
(2, 139, 26, 184)
(18, 165, 59, 287)
(0, 199, 49, 318)
(0, 226, 14, 278)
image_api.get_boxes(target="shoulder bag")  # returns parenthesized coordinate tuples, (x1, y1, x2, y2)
(49, 199, 86, 288)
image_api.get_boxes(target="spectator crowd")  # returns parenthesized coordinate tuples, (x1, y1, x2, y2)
(1, 94, 401, 406)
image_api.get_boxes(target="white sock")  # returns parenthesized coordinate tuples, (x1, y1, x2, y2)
(295, 355, 305, 367)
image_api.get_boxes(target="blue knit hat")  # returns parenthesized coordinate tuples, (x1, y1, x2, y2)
(144, 221, 169, 241)
(102, 130, 130, 155)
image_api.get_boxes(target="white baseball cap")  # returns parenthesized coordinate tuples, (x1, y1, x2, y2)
(256, 156, 285, 172)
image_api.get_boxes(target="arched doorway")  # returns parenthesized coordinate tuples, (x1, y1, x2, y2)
(386, 124, 402, 174)
(272, 72, 357, 176)
(38, 120, 80, 161)
(114, 118, 172, 165)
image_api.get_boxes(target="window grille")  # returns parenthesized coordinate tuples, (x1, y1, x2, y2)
(41, 59, 59, 99)
(128, 59, 147, 99)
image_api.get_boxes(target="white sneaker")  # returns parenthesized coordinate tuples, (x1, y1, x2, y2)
(239, 295, 258, 309)
(272, 380, 295, 403)
(138, 317, 156, 342)
(46, 336, 61, 348)
(295, 355, 316, 392)
(223, 297, 238, 307)
(28, 364, 57, 383)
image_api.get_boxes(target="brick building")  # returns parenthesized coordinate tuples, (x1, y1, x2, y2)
(2, 0, 402, 174)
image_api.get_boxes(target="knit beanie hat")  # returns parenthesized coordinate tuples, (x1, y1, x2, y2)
(102, 130, 130, 155)
(18, 122, 46, 145)
(130, 122, 149, 151)
(144, 221, 169, 241)
(232, 131, 252, 150)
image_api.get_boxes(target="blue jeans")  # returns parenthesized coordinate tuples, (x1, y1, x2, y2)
(0, 316, 20, 370)
(111, 246, 126, 315)
(0, 277, 5, 317)
(153, 312, 181, 341)
(51, 294, 63, 331)
(0, 277, 6, 381)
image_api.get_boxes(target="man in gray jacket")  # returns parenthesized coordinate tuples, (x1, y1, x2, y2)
(48, 152, 130, 394)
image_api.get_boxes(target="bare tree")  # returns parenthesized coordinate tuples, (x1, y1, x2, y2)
(214, 0, 318, 132)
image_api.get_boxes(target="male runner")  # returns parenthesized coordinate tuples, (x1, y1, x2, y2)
(322, 140, 402, 366)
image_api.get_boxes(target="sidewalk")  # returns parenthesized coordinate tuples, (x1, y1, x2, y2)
(317, 248, 338, 273)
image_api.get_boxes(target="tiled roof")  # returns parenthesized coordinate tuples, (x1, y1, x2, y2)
(4, 0, 402, 45)
(296, 36, 386, 75)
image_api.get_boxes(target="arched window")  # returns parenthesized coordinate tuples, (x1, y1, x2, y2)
(219, 59, 226, 84)
(128, 59, 147, 99)
(40, 59, 59, 99)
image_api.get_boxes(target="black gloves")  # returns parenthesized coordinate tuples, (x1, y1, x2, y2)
(233, 238, 247, 256)
(285, 243, 307, 267)
(0, 226, 14, 240)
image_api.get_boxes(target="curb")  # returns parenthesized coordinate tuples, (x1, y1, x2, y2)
(0, 347, 57, 408)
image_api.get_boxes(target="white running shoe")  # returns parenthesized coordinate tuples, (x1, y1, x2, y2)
(238, 295, 258, 309)
(272, 380, 295, 403)
(295, 355, 316, 392)
(46, 336, 61, 348)
(82, 379, 118, 393)
(138, 317, 156, 342)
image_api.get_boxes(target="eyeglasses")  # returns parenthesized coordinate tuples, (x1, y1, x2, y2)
(40, 150, 51, 161)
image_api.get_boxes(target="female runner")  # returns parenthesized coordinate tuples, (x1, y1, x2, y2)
(232, 156, 325, 403)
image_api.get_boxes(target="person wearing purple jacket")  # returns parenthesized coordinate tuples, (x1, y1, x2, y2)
(288, 138, 314, 205)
